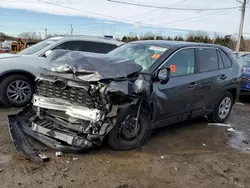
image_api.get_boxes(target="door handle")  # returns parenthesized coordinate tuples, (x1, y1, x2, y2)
(188, 82, 198, 89)
(220, 75, 227, 80)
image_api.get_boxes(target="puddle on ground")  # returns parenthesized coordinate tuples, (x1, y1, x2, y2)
(0, 155, 12, 165)
(228, 130, 250, 153)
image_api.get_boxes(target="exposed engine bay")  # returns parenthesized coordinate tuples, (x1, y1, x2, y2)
(8, 50, 151, 162)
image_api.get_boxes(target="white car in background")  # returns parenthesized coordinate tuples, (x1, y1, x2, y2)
(0, 36, 123, 107)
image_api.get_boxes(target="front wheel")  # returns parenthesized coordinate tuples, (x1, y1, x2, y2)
(108, 107, 152, 150)
(0, 74, 34, 107)
(207, 92, 234, 123)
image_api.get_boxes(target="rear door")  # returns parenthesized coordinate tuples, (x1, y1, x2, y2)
(195, 47, 231, 110)
(152, 48, 206, 127)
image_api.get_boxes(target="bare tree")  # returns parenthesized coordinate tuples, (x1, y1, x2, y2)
(19, 32, 38, 40)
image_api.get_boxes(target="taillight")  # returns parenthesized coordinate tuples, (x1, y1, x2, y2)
(242, 67, 246, 75)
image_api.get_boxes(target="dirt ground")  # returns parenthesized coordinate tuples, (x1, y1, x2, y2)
(1, 101, 250, 188)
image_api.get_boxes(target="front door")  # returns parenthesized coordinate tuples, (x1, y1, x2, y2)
(151, 48, 206, 128)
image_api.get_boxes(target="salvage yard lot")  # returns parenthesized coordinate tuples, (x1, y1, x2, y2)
(1, 102, 250, 188)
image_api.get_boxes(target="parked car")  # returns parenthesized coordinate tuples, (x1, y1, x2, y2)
(0, 35, 123, 107)
(0, 47, 11, 53)
(238, 56, 250, 95)
(8, 41, 241, 161)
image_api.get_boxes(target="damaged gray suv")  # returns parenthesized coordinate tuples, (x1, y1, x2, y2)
(8, 41, 241, 161)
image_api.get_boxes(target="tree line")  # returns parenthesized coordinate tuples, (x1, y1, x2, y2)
(120, 34, 250, 51)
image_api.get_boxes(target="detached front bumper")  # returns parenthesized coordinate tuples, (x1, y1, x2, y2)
(8, 107, 94, 162)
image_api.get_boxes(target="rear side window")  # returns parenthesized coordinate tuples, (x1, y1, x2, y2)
(197, 48, 218, 72)
(53, 41, 117, 54)
(219, 50, 232, 68)
(81, 41, 117, 53)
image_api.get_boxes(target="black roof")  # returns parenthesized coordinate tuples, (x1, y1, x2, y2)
(130, 40, 225, 49)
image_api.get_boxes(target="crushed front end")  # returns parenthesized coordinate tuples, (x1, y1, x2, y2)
(8, 74, 135, 161)
(8, 50, 149, 161)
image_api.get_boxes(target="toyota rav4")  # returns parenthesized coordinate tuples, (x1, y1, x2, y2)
(8, 41, 242, 161)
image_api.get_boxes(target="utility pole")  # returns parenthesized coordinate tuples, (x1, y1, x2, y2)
(70, 24, 73, 35)
(45, 28, 48, 39)
(236, 0, 248, 52)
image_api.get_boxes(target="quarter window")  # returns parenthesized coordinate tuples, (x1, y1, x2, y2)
(197, 48, 219, 72)
(162, 48, 195, 77)
(219, 50, 232, 68)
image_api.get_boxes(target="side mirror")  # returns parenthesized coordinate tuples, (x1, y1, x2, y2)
(44, 50, 52, 57)
(157, 68, 170, 84)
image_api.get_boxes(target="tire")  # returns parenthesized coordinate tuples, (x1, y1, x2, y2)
(207, 92, 234, 123)
(108, 107, 152, 151)
(0, 74, 34, 107)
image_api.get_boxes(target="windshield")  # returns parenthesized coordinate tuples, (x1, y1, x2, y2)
(18, 38, 61, 55)
(107, 43, 168, 71)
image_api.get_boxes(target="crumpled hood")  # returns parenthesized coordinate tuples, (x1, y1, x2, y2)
(46, 49, 143, 82)
(0, 53, 20, 59)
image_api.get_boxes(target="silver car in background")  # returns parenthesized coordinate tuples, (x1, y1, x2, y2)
(0, 36, 123, 107)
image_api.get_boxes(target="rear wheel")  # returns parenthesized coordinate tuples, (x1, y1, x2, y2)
(0, 74, 34, 107)
(108, 107, 152, 150)
(207, 92, 234, 123)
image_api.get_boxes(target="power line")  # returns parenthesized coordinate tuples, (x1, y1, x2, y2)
(107, 0, 241, 11)
(127, 0, 189, 18)
(37, 0, 133, 23)
(163, 9, 238, 27)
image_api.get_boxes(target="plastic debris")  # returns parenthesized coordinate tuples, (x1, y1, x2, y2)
(227, 128, 235, 132)
(66, 160, 70, 164)
(202, 143, 207, 147)
(62, 168, 68, 172)
(207, 123, 231, 127)
(38, 154, 50, 162)
(174, 167, 179, 171)
(236, 102, 244, 106)
(160, 156, 165, 159)
(235, 183, 245, 188)
(242, 140, 249, 144)
(55, 151, 63, 157)
(72, 157, 78, 161)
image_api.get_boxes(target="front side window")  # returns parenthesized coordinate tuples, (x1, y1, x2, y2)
(18, 38, 60, 55)
(197, 48, 219, 72)
(162, 48, 195, 77)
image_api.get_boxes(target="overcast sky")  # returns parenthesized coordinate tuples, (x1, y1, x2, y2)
(0, 0, 249, 37)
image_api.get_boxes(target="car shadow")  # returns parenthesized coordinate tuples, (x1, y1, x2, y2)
(89, 116, 225, 156)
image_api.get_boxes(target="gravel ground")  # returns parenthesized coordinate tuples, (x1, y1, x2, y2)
(0, 101, 250, 188)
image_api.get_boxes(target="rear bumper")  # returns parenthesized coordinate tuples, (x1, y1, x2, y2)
(8, 106, 93, 162)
